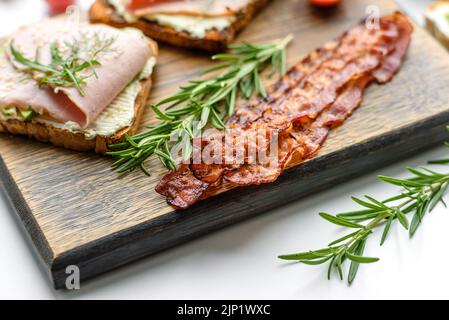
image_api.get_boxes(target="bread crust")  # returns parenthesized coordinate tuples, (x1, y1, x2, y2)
(89, 0, 271, 52)
(0, 40, 158, 154)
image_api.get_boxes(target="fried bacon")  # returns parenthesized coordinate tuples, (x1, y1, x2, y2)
(156, 12, 413, 209)
(156, 164, 209, 209)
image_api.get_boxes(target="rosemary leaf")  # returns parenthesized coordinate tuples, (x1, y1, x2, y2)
(108, 35, 293, 173)
(10, 33, 115, 96)
(319, 213, 364, 228)
(279, 126, 449, 284)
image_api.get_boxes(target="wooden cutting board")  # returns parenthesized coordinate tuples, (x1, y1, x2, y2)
(1, 0, 449, 289)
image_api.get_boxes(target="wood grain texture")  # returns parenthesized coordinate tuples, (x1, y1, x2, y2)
(1, 0, 449, 289)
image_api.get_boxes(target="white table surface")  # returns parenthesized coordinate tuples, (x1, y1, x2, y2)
(1, 0, 446, 300)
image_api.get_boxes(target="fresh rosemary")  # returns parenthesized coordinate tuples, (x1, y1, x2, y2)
(279, 127, 449, 284)
(9, 33, 116, 96)
(108, 35, 293, 174)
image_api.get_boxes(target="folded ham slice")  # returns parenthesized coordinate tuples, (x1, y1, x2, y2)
(0, 18, 151, 128)
(155, 12, 413, 209)
(126, 0, 253, 17)
(0, 52, 86, 125)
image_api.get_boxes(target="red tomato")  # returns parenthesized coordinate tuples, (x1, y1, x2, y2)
(309, 0, 341, 8)
(128, 0, 178, 11)
(46, 0, 76, 14)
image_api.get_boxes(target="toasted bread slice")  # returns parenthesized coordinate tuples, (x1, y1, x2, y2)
(426, 1, 449, 51)
(89, 0, 271, 52)
(0, 39, 158, 154)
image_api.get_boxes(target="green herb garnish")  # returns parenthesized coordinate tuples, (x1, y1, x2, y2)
(1, 106, 36, 121)
(19, 108, 37, 122)
(1, 107, 15, 117)
(279, 126, 449, 284)
(108, 35, 293, 173)
(9, 33, 115, 96)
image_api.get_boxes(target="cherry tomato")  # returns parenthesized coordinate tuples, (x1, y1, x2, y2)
(46, 0, 76, 14)
(309, 0, 341, 8)
(128, 0, 178, 11)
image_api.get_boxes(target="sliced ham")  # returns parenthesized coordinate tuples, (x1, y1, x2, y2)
(0, 18, 151, 128)
(0, 46, 86, 125)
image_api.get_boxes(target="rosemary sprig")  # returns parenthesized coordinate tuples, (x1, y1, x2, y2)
(279, 127, 449, 284)
(108, 35, 293, 174)
(9, 33, 115, 96)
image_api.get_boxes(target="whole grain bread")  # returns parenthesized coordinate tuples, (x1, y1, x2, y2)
(89, 0, 272, 52)
(0, 39, 158, 154)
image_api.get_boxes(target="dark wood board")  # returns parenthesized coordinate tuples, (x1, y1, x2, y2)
(1, 0, 449, 289)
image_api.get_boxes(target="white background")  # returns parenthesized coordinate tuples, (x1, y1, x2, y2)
(0, 0, 446, 300)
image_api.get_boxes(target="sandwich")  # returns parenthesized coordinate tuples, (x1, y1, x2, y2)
(89, 0, 272, 52)
(0, 18, 158, 153)
(426, 1, 449, 51)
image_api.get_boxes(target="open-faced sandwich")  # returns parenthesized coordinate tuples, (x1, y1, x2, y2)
(89, 0, 272, 52)
(0, 18, 158, 153)
(426, 1, 449, 51)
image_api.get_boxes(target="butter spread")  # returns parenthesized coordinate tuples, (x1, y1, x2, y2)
(108, 0, 233, 38)
(145, 14, 233, 38)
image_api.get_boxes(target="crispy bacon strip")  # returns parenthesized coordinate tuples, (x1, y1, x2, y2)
(156, 164, 209, 209)
(156, 12, 413, 209)
(229, 16, 392, 128)
(224, 76, 373, 186)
